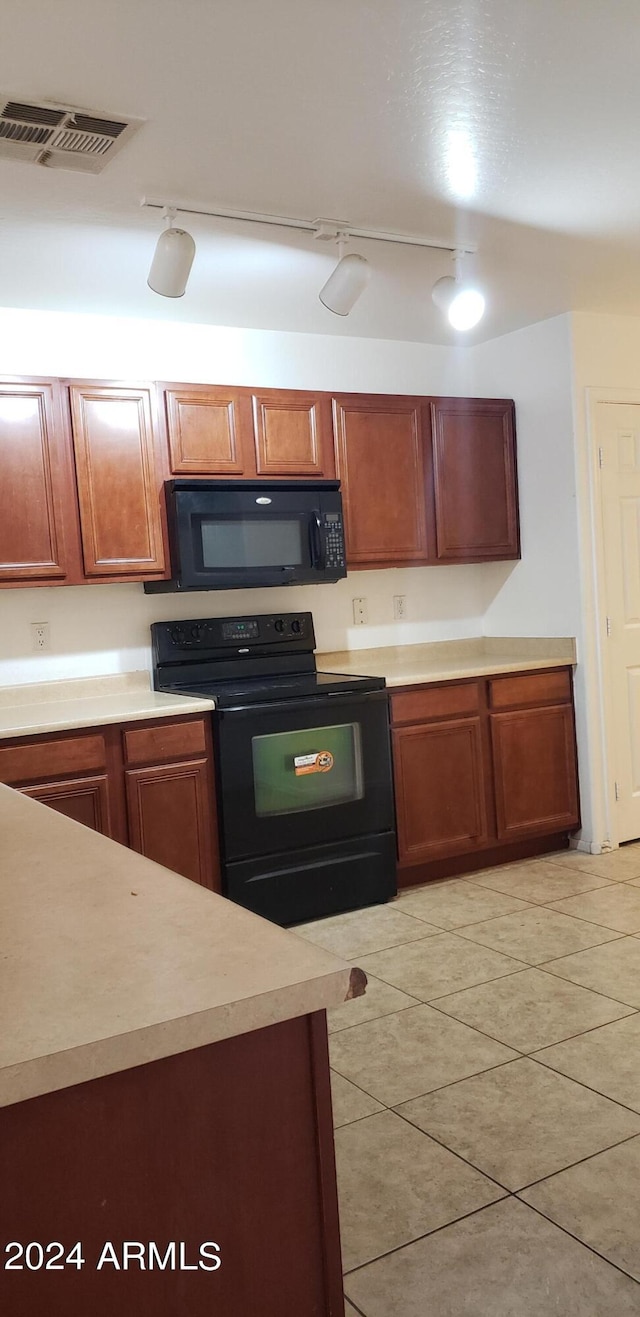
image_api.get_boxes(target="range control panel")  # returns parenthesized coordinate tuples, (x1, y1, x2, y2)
(152, 612, 315, 662)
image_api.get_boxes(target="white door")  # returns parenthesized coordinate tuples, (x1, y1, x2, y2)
(597, 401, 640, 841)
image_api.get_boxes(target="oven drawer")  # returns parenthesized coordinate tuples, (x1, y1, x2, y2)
(224, 831, 397, 927)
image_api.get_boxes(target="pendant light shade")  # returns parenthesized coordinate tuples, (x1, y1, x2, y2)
(448, 287, 485, 331)
(431, 255, 485, 330)
(319, 252, 370, 316)
(148, 224, 196, 298)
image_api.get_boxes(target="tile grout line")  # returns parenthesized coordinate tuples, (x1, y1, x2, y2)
(335, 1018, 640, 1127)
(513, 1125, 640, 1194)
(451, 920, 627, 948)
(331, 963, 532, 1030)
(526, 1049, 640, 1119)
(424, 991, 637, 1055)
(531, 962, 640, 1014)
(389, 1091, 640, 1203)
(342, 1199, 514, 1279)
(389, 1096, 516, 1193)
(343, 1187, 640, 1290)
(330, 1047, 527, 1110)
(515, 1192, 640, 1288)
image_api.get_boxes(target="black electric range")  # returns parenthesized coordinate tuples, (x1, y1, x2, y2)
(151, 611, 397, 925)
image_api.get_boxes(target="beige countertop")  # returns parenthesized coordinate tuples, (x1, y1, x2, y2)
(0, 641, 576, 739)
(0, 671, 214, 739)
(318, 636, 576, 687)
(0, 785, 356, 1109)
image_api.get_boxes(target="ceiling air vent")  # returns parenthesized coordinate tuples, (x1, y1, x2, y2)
(0, 98, 144, 173)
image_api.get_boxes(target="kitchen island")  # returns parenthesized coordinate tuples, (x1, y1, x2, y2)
(0, 784, 359, 1316)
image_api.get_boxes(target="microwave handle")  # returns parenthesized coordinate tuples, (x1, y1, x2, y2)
(310, 511, 326, 569)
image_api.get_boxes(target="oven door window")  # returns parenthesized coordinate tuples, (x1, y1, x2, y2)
(197, 515, 306, 570)
(252, 722, 363, 816)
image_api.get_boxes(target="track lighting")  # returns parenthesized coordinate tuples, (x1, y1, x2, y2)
(141, 199, 484, 323)
(431, 252, 485, 330)
(318, 236, 370, 316)
(147, 207, 196, 298)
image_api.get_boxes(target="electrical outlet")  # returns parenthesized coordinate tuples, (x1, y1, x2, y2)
(393, 595, 407, 620)
(352, 597, 368, 626)
(31, 622, 50, 652)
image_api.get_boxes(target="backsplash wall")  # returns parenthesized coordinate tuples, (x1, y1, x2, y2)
(0, 564, 512, 687)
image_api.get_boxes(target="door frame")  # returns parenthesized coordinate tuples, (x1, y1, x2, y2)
(582, 386, 640, 850)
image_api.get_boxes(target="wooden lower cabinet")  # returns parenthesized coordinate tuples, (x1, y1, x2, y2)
(1, 1012, 344, 1317)
(393, 718, 489, 863)
(22, 774, 112, 834)
(125, 758, 215, 887)
(491, 703, 580, 840)
(391, 667, 580, 884)
(0, 716, 220, 891)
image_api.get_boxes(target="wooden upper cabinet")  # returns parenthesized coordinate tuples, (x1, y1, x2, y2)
(68, 383, 165, 578)
(161, 383, 254, 476)
(252, 391, 335, 477)
(429, 398, 519, 561)
(333, 395, 431, 564)
(160, 383, 335, 480)
(0, 379, 80, 583)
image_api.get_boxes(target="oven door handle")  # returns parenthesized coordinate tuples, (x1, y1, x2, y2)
(309, 511, 326, 570)
(216, 689, 388, 717)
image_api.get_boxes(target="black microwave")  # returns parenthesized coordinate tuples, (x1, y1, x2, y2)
(144, 479, 347, 593)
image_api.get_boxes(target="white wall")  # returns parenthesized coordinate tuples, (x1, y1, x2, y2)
(467, 314, 596, 844)
(0, 305, 514, 686)
(469, 314, 581, 639)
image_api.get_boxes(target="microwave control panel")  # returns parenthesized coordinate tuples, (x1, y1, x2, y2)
(323, 512, 345, 569)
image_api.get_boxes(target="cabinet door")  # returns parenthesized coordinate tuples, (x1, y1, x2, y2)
(125, 758, 218, 888)
(0, 379, 80, 583)
(392, 717, 489, 864)
(430, 398, 519, 560)
(68, 383, 165, 577)
(333, 396, 431, 564)
(161, 383, 254, 475)
(252, 390, 335, 477)
(490, 704, 580, 840)
(21, 774, 112, 835)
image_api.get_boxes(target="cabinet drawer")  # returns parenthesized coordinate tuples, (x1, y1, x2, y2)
(489, 669, 572, 710)
(391, 682, 480, 726)
(123, 718, 208, 766)
(0, 733, 106, 784)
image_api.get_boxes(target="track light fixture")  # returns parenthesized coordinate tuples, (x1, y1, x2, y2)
(318, 232, 370, 316)
(431, 251, 485, 330)
(142, 199, 483, 326)
(147, 207, 196, 298)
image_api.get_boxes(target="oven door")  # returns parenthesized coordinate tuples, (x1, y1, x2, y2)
(215, 690, 394, 861)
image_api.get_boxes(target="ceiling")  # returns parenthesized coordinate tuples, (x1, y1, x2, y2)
(2, 0, 640, 344)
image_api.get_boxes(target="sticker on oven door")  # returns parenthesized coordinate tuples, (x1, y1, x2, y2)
(293, 750, 335, 776)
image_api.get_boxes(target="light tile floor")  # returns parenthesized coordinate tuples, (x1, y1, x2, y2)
(296, 845, 640, 1315)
